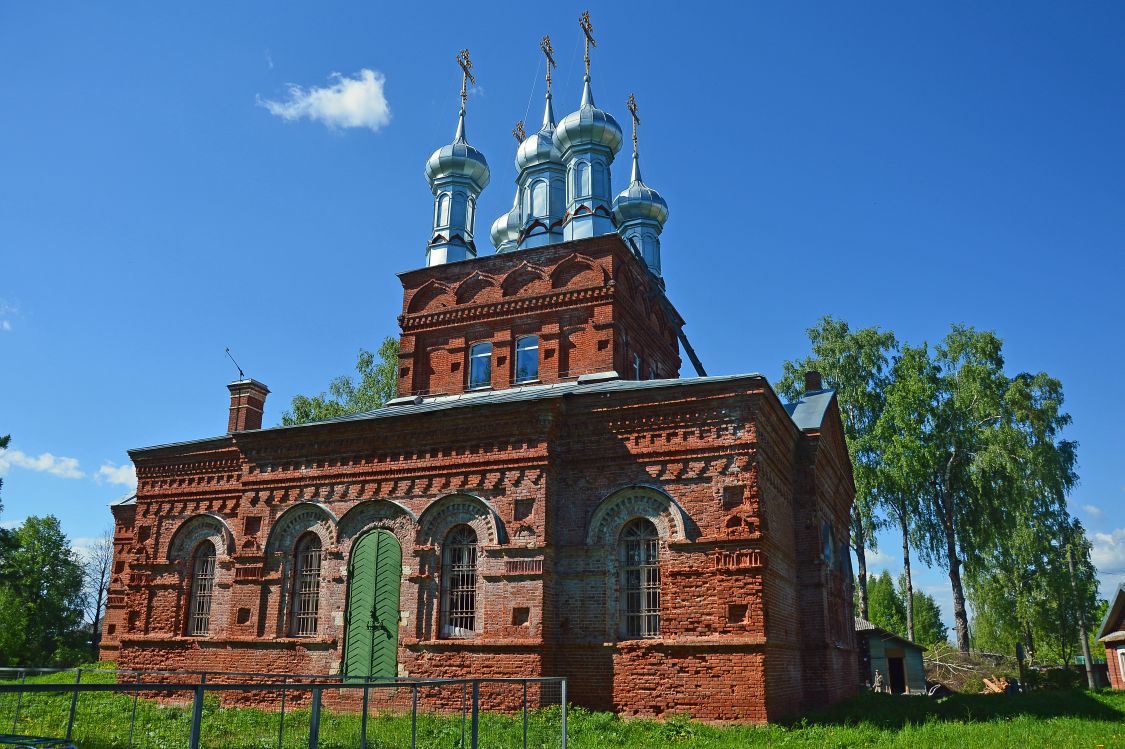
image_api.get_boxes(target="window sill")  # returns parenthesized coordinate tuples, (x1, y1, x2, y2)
(466, 385, 493, 392)
(512, 380, 541, 386)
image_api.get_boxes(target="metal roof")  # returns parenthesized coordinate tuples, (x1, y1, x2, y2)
(111, 493, 137, 507)
(783, 388, 836, 431)
(131, 373, 837, 455)
(854, 617, 927, 652)
(1096, 583, 1125, 641)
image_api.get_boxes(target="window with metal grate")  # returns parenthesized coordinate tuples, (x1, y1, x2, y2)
(620, 518, 660, 639)
(291, 533, 322, 637)
(442, 525, 478, 638)
(188, 541, 216, 636)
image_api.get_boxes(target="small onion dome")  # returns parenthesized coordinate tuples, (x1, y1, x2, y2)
(424, 109, 490, 191)
(516, 92, 562, 171)
(552, 76, 623, 157)
(612, 153, 668, 225)
(490, 192, 521, 250)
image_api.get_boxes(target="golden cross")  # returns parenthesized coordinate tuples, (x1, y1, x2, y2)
(456, 48, 475, 110)
(513, 120, 526, 144)
(579, 11, 596, 77)
(627, 93, 640, 153)
(540, 35, 556, 94)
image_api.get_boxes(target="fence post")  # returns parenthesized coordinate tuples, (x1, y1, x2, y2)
(277, 675, 287, 749)
(12, 671, 25, 734)
(460, 681, 466, 749)
(308, 686, 322, 749)
(410, 683, 418, 749)
(65, 668, 82, 741)
(189, 680, 205, 749)
(470, 680, 480, 749)
(127, 672, 140, 749)
(522, 679, 528, 749)
(560, 679, 567, 749)
(359, 676, 369, 749)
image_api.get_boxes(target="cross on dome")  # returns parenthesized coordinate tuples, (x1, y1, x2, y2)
(579, 11, 596, 77)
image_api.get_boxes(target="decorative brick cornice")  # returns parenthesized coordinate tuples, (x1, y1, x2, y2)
(401, 284, 612, 333)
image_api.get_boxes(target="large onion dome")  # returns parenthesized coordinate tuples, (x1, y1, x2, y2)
(425, 109, 490, 192)
(552, 77, 623, 158)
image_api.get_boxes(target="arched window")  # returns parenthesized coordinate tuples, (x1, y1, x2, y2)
(187, 540, 216, 636)
(592, 162, 606, 198)
(531, 180, 548, 217)
(468, 341, 493, 389)
(575, 162, 590, 197)
(514, 335, 539, 384)
(466, 196, 476, 234)
(291, 533, 322, 637)
(436, 193, 451, 226)
(442, 525, 478, 638)
(619, 519, 660, 639)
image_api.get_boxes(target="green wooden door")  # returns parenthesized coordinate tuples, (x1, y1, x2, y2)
(343, 530, 401, 681)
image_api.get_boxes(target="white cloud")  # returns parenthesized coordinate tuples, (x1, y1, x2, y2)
(1091, 528, 1125, 574)
(0, 448, 84, 479)
(0, 320, 10, 332)
(258, 69, 391, 132)
(0, 519, 21, 530)
(1082, 504, 1103, 519)
(96, 462, 137, 490)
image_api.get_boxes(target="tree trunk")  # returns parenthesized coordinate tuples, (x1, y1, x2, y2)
(1068, 545, 1097, 689)
(938, 489, 970, 652)
(91, 584, 105, 657)
(899, 509, 915, 642)
(854, 517, 870, 620)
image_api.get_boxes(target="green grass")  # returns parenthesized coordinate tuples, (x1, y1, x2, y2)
(1, 666, 1123, 748)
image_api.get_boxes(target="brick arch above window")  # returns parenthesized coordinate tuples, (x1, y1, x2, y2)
(167, 513, 235, 562)
(417, 492, 506, 547)
(264, 501, 337, 557)
(584, 486, 690, 547)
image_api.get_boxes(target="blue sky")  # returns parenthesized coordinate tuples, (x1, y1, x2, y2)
(1, 2, 1123, 630)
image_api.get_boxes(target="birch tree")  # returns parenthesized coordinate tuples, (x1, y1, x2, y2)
(778, 316, 897, 620)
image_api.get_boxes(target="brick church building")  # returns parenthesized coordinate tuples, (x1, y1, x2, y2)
(101, 28, 858, 722)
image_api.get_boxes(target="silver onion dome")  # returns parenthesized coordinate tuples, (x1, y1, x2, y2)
(613, 153, 668, 225)
(425, 109, 490, 191)
(553, 77, 623, 157)
(516, 93, 562, 171)
(490, 190, 521, 251)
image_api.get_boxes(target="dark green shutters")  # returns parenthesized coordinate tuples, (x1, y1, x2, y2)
(343, 530, 402, 680)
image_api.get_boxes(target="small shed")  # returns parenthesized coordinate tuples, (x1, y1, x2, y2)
(855, 617, 927, 695)
(1097, 584, 1125, 690)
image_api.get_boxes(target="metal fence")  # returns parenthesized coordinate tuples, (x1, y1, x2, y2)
(0, 668, 567, 749)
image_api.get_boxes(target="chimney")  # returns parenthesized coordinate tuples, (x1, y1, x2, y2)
(227, 379, 269, 433)
(804, 370, 823, 392)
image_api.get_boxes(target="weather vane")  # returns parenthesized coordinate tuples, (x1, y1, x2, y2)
(540, 34, 557, 93)
(579, 11, 596, 77)
(456, 48, 475, 110)
(513, 120, 526, 143)
(627, 93, 640, 154)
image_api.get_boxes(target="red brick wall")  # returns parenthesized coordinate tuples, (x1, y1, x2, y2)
(395, 235, 683, 397)
(104, 377, 857, 722)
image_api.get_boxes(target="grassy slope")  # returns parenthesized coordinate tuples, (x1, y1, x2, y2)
(1, 666, 1123, 748)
